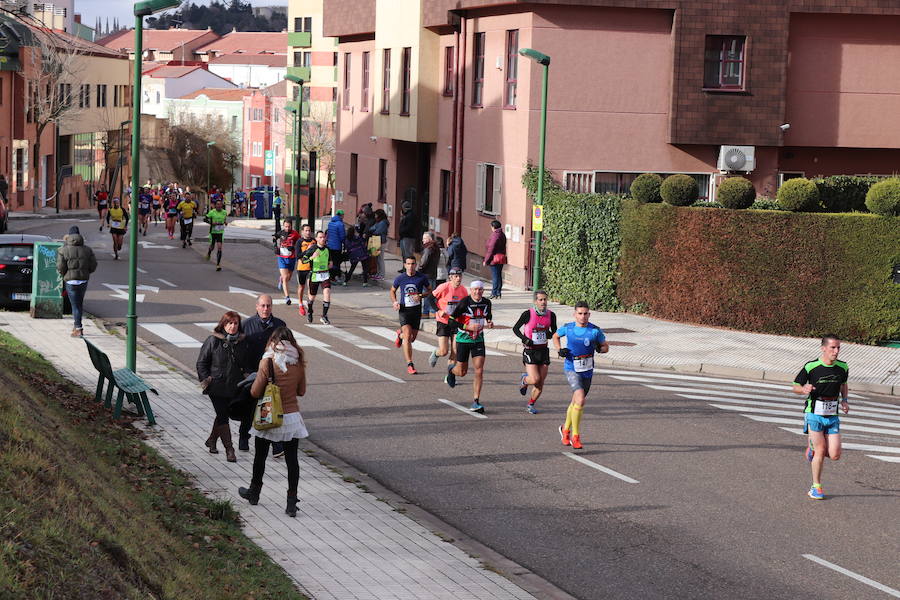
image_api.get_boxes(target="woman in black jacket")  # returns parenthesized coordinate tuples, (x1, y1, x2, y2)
(196, 311, 250, 462)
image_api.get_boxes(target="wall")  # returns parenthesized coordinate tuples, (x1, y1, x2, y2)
(208, 63, 287, 89)
(57, 53, 131, 137)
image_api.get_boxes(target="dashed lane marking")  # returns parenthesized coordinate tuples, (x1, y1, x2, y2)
(437, 398, 488, 419)
(157, 278, 176, 287)
(139, 323, 202, 348)
(563, 452, 639, 484)
(802, 554, 900, 598)
(867, 455, 900, 463)
(306, 324, 387, 350)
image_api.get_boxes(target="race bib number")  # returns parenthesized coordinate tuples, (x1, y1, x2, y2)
(182, 218, 193, 225)
(531, 330, 547, 345)
(469, 317, 485, 331)
(404, 289, 421, 306)
(814, 399, 838, 416)
(279, 246, 291, 257)
(111, 220, 122, 229)
(573, 355, 594, 373)
(312, 271, 329, 282)
(446, 301, 458, 314)
(212, 224, 225, 233)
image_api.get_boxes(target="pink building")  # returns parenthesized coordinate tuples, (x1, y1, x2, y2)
(242, 81, 288, 194)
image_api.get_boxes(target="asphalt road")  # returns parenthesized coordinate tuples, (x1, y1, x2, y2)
(14, 216, 900, 600)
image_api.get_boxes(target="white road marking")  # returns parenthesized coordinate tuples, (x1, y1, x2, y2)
(777, 428, 900, 454)
(744, 414, 900, 437)
(78, 219, 96, 223)
(228, 285, 259, 298)
(193, 322, 217, 330)
(138, 240, 175, 250)
(306, 324, 386, 350)
(101, 282, 159, 302)
(136, 267, 148, 274)
(605, 371, 868, 399)
(140, 323, 202, 348)
(689, 393, 900, 420)
(867, 455, 900, 463)
(563, 452, 639, 484)
(197, 298, 323, 346)
(802, 554, 900, 598)
(707, 403, 900, 430)
(200, 297, 243, 315)
(668, 388, 897, 417)
(438, 398, 488, 419)
(318, 345, 403, 383)
(156, 278, 176, 287)
(361, 325, 503, 356)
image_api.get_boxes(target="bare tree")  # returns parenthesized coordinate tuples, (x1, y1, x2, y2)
(301, 103, 336, 197)
(166, 105, 240, 194)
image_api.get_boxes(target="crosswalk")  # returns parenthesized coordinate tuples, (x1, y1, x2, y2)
(604, 368, 900, 464)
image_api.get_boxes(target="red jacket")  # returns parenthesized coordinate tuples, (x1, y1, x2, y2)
(484, 229, 507, 265)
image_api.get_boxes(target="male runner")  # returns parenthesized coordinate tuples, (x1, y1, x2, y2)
(293, 224, 316, 316)
(513, 290, 557, 414)
(299, 230, 333, 324)
(446, 281, 493, 413)
(106, 197, 129, 260)
(552, 301, 609, 450)
(204, 199, 228, 271)
(273, 219, 301, 305)
(137, 187, 152, 236)
(429, 268, 467, 368)
(390, 256, 432, 375)
(177, 194, 198, 248)
(151, 186, 162, 224)
(95, 185, 109, 231)
(793, 334, 849, 500)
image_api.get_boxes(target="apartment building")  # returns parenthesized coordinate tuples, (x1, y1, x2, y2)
(195, 30, 288, 62)
(242, 81, 288, 194)
(325, 0, 900, 288)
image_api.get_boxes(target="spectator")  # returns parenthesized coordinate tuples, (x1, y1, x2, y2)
(327, 209, 347, 282)
(344, 226, 369, 286)
(483, 219, 507, 299)
(56, 226, 97, 338)
(367, 208, 389, 280)
(0, 174, 8, 202)
(418, 231, 440, 317)
(357, 203, 375, 232)
(272, 189, 283, 231)
(445, 233, 468, 273)
(398, 203, 419, 269)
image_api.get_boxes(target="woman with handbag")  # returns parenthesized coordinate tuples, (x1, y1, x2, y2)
(196, 311, 250, 463)
(484, 219, 507, 299)
(238, 326, 308, 517)
(366, 208, 389, 280)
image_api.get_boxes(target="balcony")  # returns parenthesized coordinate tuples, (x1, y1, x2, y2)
(287, 66, 311, 81)
(286, 100, 310, 117)
(284, 170, 308, 185)
(288, 32, 311, 48)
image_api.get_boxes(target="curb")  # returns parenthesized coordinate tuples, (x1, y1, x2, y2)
(9, 211, 97, 220)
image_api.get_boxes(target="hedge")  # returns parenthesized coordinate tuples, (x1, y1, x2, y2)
(814, 175, 878, 213)
(618, 200, 900, 344)
(630, 173, 663, 204)
(865, 178, 900, 216)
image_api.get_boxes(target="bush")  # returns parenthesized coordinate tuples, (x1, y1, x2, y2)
(660, 174, 699, 206)
(865, 178, 900, 216)
(815, 175, 878, 213)
(777, 177, 820, 212)
(629, 173, 663, 204)
(716, 177, 756, 209)
(750, 197, 785, 211)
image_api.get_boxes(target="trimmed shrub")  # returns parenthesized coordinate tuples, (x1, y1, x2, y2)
(629, 173, 663, 204)
(815, 175, 878, 213)
(716, 177, 756, 209)
(660, 174, 699, 206)
(865, 178, 900, 216)
(750, 197, 785, 211)
(777, 177, 820, 212)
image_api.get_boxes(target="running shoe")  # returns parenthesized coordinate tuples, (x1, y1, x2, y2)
(320, 316, 331, 325)
(306, 311, 313, 324)
(285, 296, 291, 305)
(298, 304, 306, 316)
(519, 373, 528, 396)
(469, 401, 484, 413)
(407, 364, 417, 375)
(187, 239, 192, 246)
(559, 426, 571, 446)
(428, 350, 438, 368)
(394, 331, 402, 348)
(526, 402, 538, 415)
(216, 266, 222, 272)
(362, 282, 369, 287)
(807, 485, 824, 500)
(182, 241, 186, 248)
(570, 434, 583, 450)
(445, 363, 457, 388)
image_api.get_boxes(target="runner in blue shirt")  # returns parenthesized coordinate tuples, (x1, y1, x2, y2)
(552, 301, 609, 450)
(390, 256, 432, 374)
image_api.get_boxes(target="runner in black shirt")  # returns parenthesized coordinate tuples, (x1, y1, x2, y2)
(390, 256, 432, 375)
(447, 281, 493, 413)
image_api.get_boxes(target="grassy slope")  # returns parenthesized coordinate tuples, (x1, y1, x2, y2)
(0, 330, 306, 599)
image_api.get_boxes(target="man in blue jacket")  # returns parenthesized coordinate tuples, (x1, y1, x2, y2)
(326, 210, 346, 282)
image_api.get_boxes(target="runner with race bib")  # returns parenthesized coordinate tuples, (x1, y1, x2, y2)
(446, 281, 493, 413)
(390, 256, 432, 375)
(513, 290, 557, 414)
(299, 230, 333, 324)
(105, 197, 129, 260)
(205, 199, 228, 272)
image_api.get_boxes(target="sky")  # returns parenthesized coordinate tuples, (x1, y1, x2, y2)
(76, 0, 287, 30)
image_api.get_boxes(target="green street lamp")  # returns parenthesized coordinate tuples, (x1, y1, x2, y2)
(206, 141, 216, 212)
(283, 74, 305, 224)
(519, 47, 550, 291)
(285, 105, 300, 220)
(127, 0, 181, 373)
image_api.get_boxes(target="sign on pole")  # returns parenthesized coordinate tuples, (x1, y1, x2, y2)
(532, 205, 544, 232)
(264, 150, 274, 177)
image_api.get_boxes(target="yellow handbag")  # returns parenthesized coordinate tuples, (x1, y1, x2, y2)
(367, 235, 382, 256)
(253, 358, 284, 430)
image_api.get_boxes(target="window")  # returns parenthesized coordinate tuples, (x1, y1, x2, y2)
(113, 84, 119, 107)
(332, 52, 338, 66)
(349, 153, 358, 195)
(96, 84, 107, 108)
(78, 84, 89, 108)
(231, 115, 237, 130)
(294, 17, 312, 32)
(293, 51, 303, 67)
(472, 32, 485, 107)
(504, 30, 518, 108)
(250, 108, 264, 121)
(564, 172, 594, 194)
(274, 142, 279, 158)
(343, 52, 351, 110)
(274, 109, 279, 122)
(439, 170, 452, 216)
(378, 159, 387, 203)
(475, 162, 501, 215)
(58, 83, 72, 108)
(252, 142, 263, 157)
(361, 51, 370, 111)
(303, 51, 312, 67)
(381, 49, 391, 114)
(443, 46, 455, 97)
(400, 47, 411, 115)
(704, 35, 746, 90)
(594, 171, 710, 201)
(155, 91, 160, 103)
(332, 88, 337, 102)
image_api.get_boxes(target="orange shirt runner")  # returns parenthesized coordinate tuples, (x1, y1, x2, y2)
(432, 282, 469, 324)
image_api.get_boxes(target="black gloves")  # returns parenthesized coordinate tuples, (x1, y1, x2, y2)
(558, 348, 571, 359)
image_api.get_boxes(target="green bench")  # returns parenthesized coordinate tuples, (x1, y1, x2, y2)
(84, 338, 158, 425)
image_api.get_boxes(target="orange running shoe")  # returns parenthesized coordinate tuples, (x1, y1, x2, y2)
(407, 363, 417, 375)
(570, 434, 583, 450)
(298, 304, 306, 316)
(559, 426, 571, 446)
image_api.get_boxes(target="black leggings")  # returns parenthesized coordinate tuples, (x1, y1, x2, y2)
(208, 394, 232, 426)
(251, 437, 300, 496)
(180, 218, 194, 241)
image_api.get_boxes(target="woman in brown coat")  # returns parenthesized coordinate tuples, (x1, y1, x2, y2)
(238, 326, 307, 517)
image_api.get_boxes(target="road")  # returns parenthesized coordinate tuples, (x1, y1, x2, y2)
(14, 216, 900, 600)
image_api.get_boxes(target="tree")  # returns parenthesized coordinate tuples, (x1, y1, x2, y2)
(166, 107, 239, 195)
(301, 104, 337, 199)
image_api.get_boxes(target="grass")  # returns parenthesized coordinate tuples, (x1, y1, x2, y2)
(0, 330, 307, 599)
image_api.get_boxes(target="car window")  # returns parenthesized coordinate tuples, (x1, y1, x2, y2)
(0, 245, 34, 262)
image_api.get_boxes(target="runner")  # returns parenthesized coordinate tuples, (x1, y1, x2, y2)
(204, 198, 228, 271)
(177, 193, 198, 248)
(299, 230, 333, 324)
(164, 192, 179, 239)
(793, 334, 849, 501)
(273, 219, 301, 305)
(293, 224, 316, 316)
(513, 290, 557, 414)
(95, 185, 109, 231)
(446, 280, 493, 413)
(390, 256, 432, 375)
(137, 186, 152, 236)
(151, 186, 162, 224)
(106, 197, 129, 260)
(428, 268, 467, 369)
(552, 302, 609, 450)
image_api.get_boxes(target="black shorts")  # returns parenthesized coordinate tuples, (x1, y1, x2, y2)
(309, 277, 331, 295)
(456, 340, 486, 363)
(296, 270, 310, 285)
(436, 321, 458, 337)
(523, 346, 551, 365)
(210, 233, 223, 243)
(398, 306, 422, 330)
(109, 228, 126, 235)
(97, 204, 108, 214)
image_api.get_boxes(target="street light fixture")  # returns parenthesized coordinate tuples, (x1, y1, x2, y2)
(283, 74, 305, 224)
(117, 119, 130, 201)
(518, 47, 551, 291)
(206, 140, 216, 213)
(126, 0, 181, 373)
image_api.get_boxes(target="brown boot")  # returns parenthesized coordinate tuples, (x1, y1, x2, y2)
(217, 423, 237, 463)
(204, 423, 219, 454)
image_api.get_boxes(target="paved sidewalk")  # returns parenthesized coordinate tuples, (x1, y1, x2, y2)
(218, 218, 900, 397)
(0, 313, 550, 600)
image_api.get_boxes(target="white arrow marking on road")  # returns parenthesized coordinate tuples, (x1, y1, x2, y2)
(802, 555, 900, 598)
(437, 398, 488, 419)
(137, 267, 148, 274)
(361, 326, 503, 356)
(157, 278, 176, 287)
(228, 286, 260, 298)
(138, 240, 175, 250)
(101, 283, 159, 302)
(563, 452, 639, 484)
(139, 323, 202, 348)
(867, 455, 900, 463)
(306, 324, 386, 350)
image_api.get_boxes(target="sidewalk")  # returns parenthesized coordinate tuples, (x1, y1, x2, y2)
(0, 312, 556, 600)
(220, 217, 900, 397)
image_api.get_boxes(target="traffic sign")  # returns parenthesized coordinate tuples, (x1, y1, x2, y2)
(532, 205, 544, 232)
(264, 150, 274, 177)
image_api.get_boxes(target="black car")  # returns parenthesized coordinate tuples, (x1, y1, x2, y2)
(0, 234, 70, 311)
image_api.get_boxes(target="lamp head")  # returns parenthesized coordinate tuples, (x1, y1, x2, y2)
(518, 48, 550, 66)
(284, 74, 305, 85)
(134, 0, 181, 17)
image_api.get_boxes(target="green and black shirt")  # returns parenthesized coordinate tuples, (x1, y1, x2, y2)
(794, 359, 848, 416)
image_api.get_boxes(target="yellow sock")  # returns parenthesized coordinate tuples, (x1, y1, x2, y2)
(563, 402, 574, 432)
(571, 404, 584, 436)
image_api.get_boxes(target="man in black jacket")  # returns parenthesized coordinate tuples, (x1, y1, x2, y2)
(238, 294, 286, 453)
(398, 203, 418, 270)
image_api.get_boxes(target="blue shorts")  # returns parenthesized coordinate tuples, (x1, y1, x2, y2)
(565, 370, 593, 394)
(277, 257, 296, 271)
(804, 413, 840, 435)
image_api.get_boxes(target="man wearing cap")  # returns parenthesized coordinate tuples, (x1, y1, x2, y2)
(326, 210, 347, 283)
(446, 280, 493, 413)
(429, 268, 467, 369)
(56, 226, 97, 338)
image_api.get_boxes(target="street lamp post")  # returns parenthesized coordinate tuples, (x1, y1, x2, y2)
(117, 119, 130, 201)
(283, 74, 305, 225)
(127, 0, 180, 372)
(206, 140, 216, 213)
(518, 48, 550, 291)
(285, 105, 299, 220)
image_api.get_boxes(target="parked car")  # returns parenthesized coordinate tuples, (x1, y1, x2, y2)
(0, 234, 70, 311)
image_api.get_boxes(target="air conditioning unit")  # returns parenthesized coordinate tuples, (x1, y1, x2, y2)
(718, 145, 756, 172)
